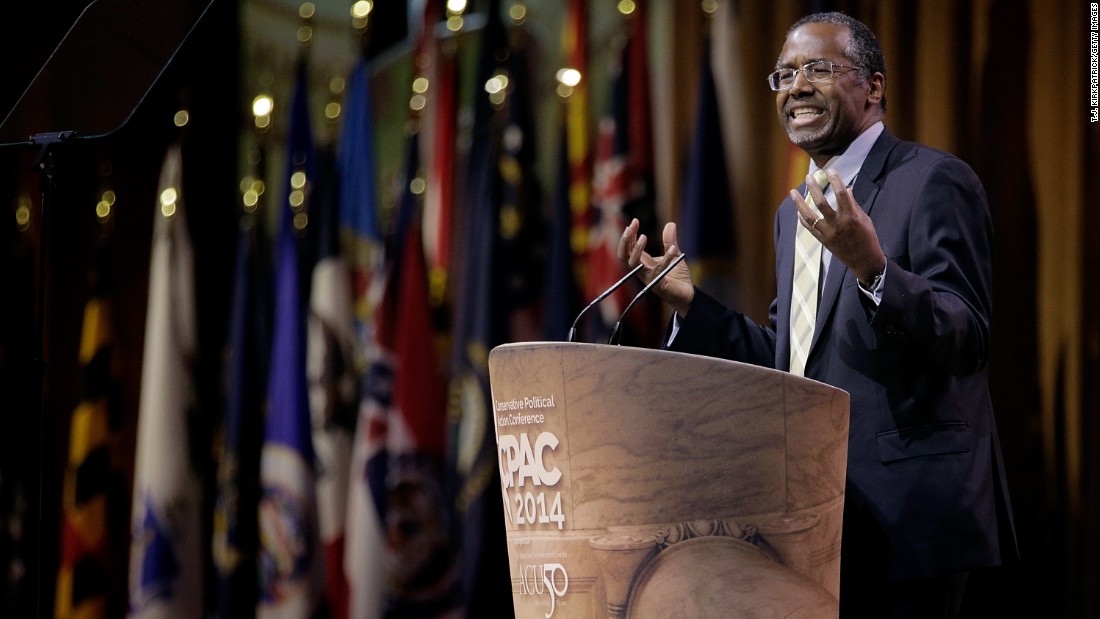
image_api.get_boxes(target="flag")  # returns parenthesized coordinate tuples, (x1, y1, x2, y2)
(127, 142, 203, 619)
(343, 326, 390, 619)
(339, 57, 381, 245)
(541, 125, 580, 341)
(337, 51, 386, 390)
(562, 0, 592, 275)
(338, 48, 389, 619)
(587, 1, 661, 346)
(212, 191, 272, 619)
(448, 0, 513, 614)
(56, 235, 124, 619)
(496, 15, 543, 343)
(346, 128, 461, 618)
(343, 342, 389, 619)
(307, 147, 356, 619)
(257, 60, 324, 619)
(385, 130, 461, 617)
(419, 0, 456, 305)
(678, 28, 736, 293)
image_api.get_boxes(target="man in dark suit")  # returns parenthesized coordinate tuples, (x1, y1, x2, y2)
(618, 11, 1017, 618)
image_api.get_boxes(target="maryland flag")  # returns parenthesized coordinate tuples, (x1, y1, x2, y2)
(56, 236, 124, 619)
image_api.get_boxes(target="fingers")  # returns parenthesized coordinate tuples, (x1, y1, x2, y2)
(631, 233, 650, 267)
(619, 219, 695, 311)
(790, 188, 817, 231)
(661, 221, 679, 253)
(619, 218, 653, 268)
(621, 219, 687, 273)
(795, 169, 864, 234)
(827, 170, 857, 220)
(618, 218, 638, 263)
(806, 172, 836, 223)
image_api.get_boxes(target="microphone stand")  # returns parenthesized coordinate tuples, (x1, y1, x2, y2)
(567, 263, 644, 343)
(1, 2, 217, 613)
(28, 130, 74, 619)
(608, 253, 686, 346)
(30, 131, 74, 367)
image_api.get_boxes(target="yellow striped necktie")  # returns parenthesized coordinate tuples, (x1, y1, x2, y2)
(789, 169, 829, 376)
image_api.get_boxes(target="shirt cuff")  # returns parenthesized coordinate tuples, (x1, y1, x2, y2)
(667, 312, 682, 345)
(857, 269, 885, 306)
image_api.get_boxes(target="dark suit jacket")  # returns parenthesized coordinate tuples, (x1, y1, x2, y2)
(669, 128, 1018, 583)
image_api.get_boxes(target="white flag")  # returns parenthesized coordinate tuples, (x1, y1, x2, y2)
(127, 143, 203, 619)
(307, 194, 357, 619)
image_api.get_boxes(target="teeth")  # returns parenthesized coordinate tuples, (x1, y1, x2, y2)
(792, 108, 821, 119)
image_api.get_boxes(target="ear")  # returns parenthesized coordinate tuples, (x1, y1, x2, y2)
(865, 72, 885, 106)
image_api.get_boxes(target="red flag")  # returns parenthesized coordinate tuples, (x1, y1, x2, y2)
(587, 2, 661, 345)
(392, 217, 447, 456)
(420, 0, 456, 304)
(380, 132, 460, 617)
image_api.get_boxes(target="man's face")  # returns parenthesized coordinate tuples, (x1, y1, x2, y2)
(775, 22, 879, 160)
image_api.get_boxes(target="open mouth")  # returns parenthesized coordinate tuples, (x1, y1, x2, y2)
(787, 106, 826, 128)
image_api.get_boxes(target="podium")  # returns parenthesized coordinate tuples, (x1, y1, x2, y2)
(487, 342, 850, 618)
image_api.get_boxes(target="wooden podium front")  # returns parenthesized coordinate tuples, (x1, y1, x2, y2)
(488, 342, 850, 618)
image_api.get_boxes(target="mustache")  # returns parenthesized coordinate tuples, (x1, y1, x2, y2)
(784, 94, 830, 115)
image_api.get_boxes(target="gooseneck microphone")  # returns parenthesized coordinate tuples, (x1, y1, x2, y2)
(567, 263, 645, 342)
(607, 253, 687, 345)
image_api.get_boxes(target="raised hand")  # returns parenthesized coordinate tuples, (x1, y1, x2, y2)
(618, 218, 695, 316)
(791, 169, 886, 287)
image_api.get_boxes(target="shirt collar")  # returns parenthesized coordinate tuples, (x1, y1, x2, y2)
(808, 121, 885, 188)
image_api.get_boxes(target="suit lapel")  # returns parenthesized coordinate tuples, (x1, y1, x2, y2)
(809, 130, 899, 354)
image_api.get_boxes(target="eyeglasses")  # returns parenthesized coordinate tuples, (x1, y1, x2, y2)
(767, 60, 863, 91)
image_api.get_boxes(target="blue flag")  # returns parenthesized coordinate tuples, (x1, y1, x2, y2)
(447, 0, 514, 614)
(679, 39, 735, 263)
(541, 124, 579, 341)
(257, 59, 323, 618)
(338, 56, 381, 244)
(213, 198, 271, 619)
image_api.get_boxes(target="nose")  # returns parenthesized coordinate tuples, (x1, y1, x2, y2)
(788, 68, 816, 96)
